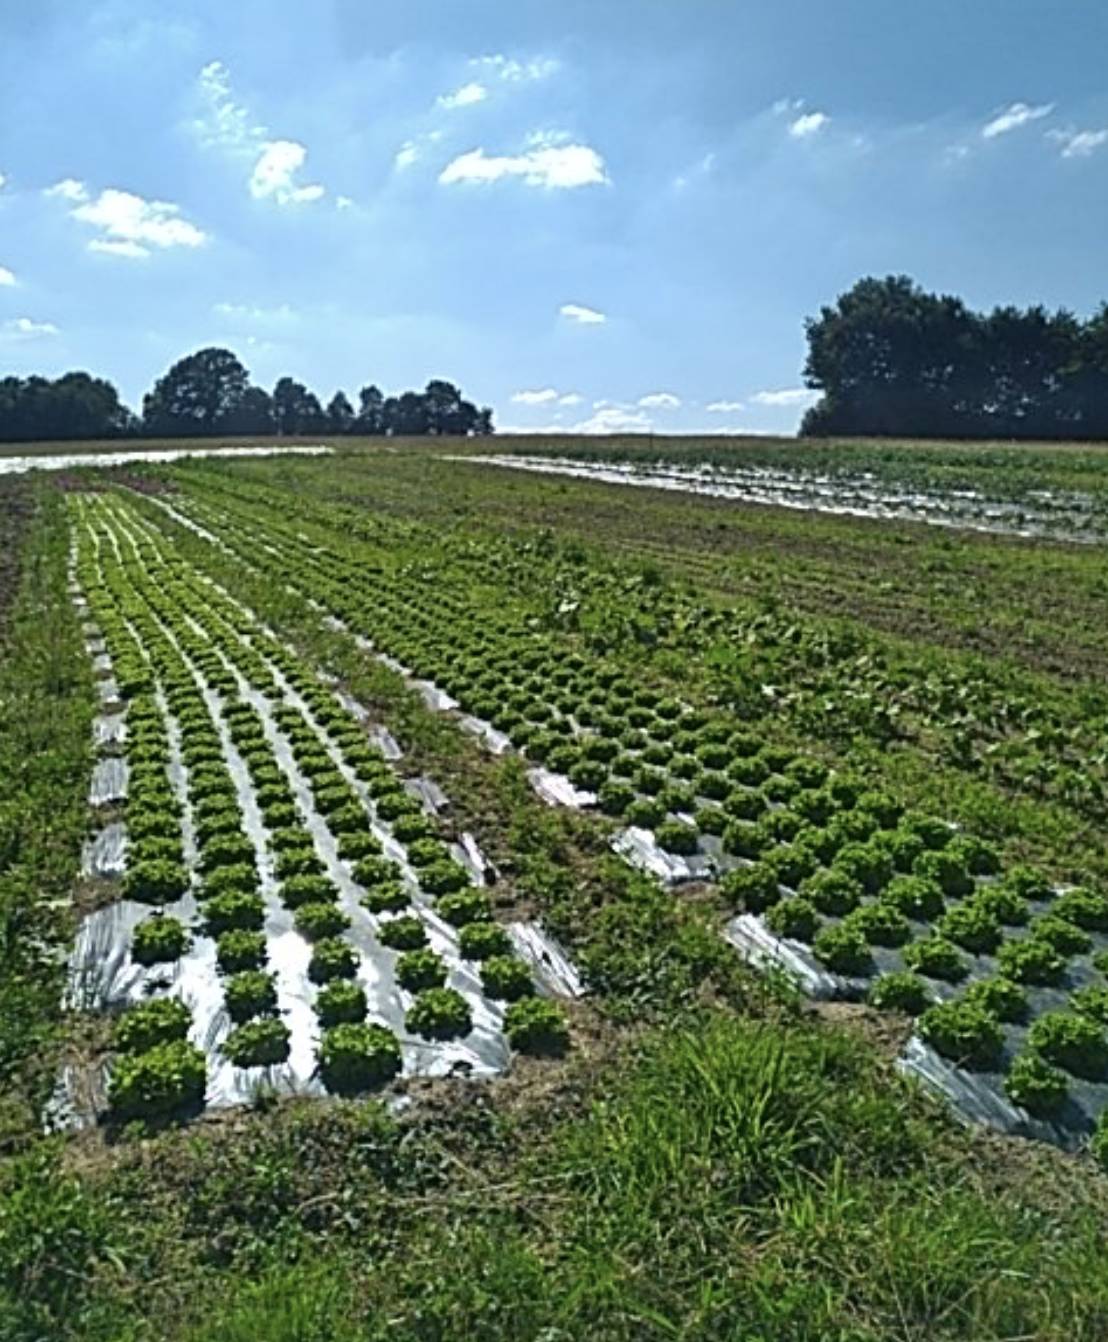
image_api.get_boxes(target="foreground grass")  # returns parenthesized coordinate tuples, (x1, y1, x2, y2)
(3, 1010, 1106, 1341)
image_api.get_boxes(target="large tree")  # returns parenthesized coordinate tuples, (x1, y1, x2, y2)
(802, 277, 1094, 440)
(142, 348, 251, 436)
(0, 371, 133, 442)
(327, 391, 355, 434)
(272, 377, 325, 436)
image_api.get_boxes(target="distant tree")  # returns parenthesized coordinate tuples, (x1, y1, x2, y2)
(801, 276, 1100, 440)
(225, 385, 275, 436)
(0, 371, 133, 442)
(475, 406, 495, 435)
(272, 377, 325, 436)
(356, 384, 385, 434)
(143, 348, 251, 436)
(327, 391, 355, 434)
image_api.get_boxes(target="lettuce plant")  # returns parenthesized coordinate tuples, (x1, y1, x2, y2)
(436, 890, 493, 927)
(844, 901, 910, 947)
(1051, 887, 1108, 932)
(459, 922, 513, 961)
(802, 869, 863, 917)
(878, 875, 944, 921)
(1027, 1012, 1108, 1078)
(938, 901, 1002, 954)
(114, 997, 192, 1054)
(123, 859, 189, 905)
(131, 915, 190, 966)
(765, 896, 819, 944)
(996, 937, 1065, 986)
(378, 915, 428, 951)
(1029, 915, 1092, 957)
(903, 935, 968, 983)
(720, 864, 780, 914)
(308, 937, 360, 983)
(224, 970, 278, 1023)
(480, 955, 534, 1002)
(504, 998, 569, 1055)
(1004, 1052, 1068, 1117)
(395, 948, 447, 992)
(812, 923, 872, 975)
(294, 901, 351, 941)
(964, 976, 1028, 1024)
(867, 971, 930, 1015)
(406, 987, 472, 1040)
(918, 1001, 1003, 1069)
(318, 1022, 401, 1093)
(221, 1018, 291, 1068)
(315, 979, 368, 1027)
(109, 1041, 207, 1120)
(205, 890, 265, 936)
(216, 929, 267, 974)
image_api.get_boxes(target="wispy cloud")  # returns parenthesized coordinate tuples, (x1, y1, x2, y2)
(789, 111, 830, 138)
(707, 399, 745, 412)
(0, 265, 15, 287)
(214, 301, 297, 322)
(639, 392, 681, 409)
(560, 303, 606, 325)
(2, 317, 59, 339)
(752, 387, 818, 407)
(249, 140, 324, 204)
(45, 178, 89, 202)
(982, 101, 1054, 139)
(472, 55, 560, 84)
(511, 387, 583, 406)
(440, 133, 608, 188)
(195, 60, 325, 205)
(1048, 126, 1108, 158)
(437, 81, 488, 111)
(58, 187, 208, 258)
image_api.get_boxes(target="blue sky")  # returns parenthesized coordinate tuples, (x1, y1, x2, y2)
(1, 0, 1107, 435)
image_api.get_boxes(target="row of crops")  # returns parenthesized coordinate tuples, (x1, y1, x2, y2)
(112, 475, 1108, 1150)
(70, 494, 568, 1125)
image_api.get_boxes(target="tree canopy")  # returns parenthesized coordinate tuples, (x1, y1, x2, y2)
(802, 276, 1108, 439)
(0, 347, 494, 442)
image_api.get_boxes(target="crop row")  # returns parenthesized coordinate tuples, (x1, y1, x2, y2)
(165, 474, 1108, 826)
(120, 482, 1108, 1139)
(72, 496, 566, 1122)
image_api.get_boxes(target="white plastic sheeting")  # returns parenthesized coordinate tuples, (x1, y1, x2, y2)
(508, 922, 587, 999)
(722, 914, 841, 1001)
(0, 444, 332, 478)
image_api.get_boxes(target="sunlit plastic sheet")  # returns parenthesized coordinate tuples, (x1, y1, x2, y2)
(82, 822, 127, 879)
(612, 825, 719, 885)
(508, 922, 587, 999)
(93, 713, 127, 748)
(97, 677, 120, 705)
(722, 914, 840, 1000)
(405, 776, 450, 815)
(0, 444, 333, 478)
(528, 768, 596, 811)
(89, 757, 128, 804)
(446, 454, 1108, 546)
(458, 715, 513, 754)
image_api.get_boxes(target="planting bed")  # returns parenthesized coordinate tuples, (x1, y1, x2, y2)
(102, 463, 1108, 1153)
(59, 492, 571, 1126)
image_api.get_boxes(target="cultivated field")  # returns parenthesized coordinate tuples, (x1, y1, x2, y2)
(4, 434, 1108, 1340)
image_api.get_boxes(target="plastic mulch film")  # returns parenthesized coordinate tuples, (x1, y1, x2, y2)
(93, 713, 127, 748)
(89, 757, 128, 805)
(81, 822, 127, 879)
(508, 922, 587, 999)
(722, 914, 841, 1000)
(612, 825, 720, 886)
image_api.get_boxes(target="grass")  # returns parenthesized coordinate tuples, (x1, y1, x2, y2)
(4, 1011, 1107, 1340)
(3, 439, 1108, 1337)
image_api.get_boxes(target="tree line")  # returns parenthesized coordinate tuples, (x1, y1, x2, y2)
(802, 276, 1108, 440)
(0, 347, 494, 442)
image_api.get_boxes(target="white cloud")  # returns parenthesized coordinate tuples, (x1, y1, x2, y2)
(214, 301, 296, 322)
(512, 388, 560, 405)
(639, 392, 681, 409)
(574, 405, 653, 434)
(437, 81, 488, 110)
(473, 55, 560, 83)
(560, 303, 606, 325)
(68, 188, 207, 257)
(395, 141, 420, 170)
(0, 265, 15, 287)
(752, 388, 819, 407)
(195, 61, 325, 204)
(789, 111, 830, 138)
(558, 392, 583, 406)
(982, 101, 1054, 139)
(336, 195, 354, 209)
(1048, 127, 1108, 158)
(440, 133, 608, 188)
(2, 317, 59, 338)
(45, 178, 89, 202)
(0, 171, 5, 190)
(708, 399, 746, 412)
(773, 97, 805, 117)
(89, 239, 150, 259)
(249, 140, 324, 203)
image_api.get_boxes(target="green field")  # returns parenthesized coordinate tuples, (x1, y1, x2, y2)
(3, 435, 1108, 1341)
